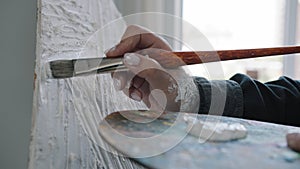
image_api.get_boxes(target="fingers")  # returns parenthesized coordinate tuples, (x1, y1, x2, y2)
(132, 75, 146, 89)
(111, 65, 150, 103)
(111, 52, 169, 104)
(111, 71, 131, 90)
(106, 33, 140, 57)
(129, 86, 142, 101)
(106, 25, 172, 57)
(138, 32, 172, 51)
(111, 52, 181, 112)
(115, 52, 161, 103)
(123, 53, 163, 81)
(129, 77, 150, 103)
(286, 133, 300, 152)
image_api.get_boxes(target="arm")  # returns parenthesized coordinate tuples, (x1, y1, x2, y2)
(194, 74, 300, 126)
(107, 25, 300, 152)
(230, 74, 300, 126)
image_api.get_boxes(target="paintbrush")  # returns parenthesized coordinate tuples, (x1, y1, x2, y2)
(50, 46, 300, 78)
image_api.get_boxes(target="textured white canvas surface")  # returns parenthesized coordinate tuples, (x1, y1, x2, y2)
(30, 0, 145, 168)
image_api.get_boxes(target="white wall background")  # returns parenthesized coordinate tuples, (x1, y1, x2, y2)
(0, 0, 36, 168)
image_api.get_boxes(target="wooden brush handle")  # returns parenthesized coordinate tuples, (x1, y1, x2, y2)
(170, 46, 300, 66)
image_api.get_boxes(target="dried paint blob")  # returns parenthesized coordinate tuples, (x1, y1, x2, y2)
(186, 119, 247, 142)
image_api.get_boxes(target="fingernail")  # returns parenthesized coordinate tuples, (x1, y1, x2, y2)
(124, 53, 140, 66)
(131, 91, 142, 101)
(113, 78, 121, 90)
(105, 46, 116, 54)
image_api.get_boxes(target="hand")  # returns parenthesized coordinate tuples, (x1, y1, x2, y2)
(286, 133, 300, 152)
(106, 25, 172, 56)
(117, 52, 181, 112)
(106, 25, 199, 113)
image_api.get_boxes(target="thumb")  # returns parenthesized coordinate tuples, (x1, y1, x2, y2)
(287, 133, 300, 152)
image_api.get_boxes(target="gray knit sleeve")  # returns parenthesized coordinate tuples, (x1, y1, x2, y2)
(193, 77, 244, 118)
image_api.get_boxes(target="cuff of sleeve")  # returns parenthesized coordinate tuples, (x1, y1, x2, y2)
(176, 77, 200, 113)
(193, 77, 244, 117)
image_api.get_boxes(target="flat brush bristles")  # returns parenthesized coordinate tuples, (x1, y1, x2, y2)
(50, 60, 75, 78)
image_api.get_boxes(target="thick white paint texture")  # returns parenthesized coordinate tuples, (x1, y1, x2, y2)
(186, 118, 247, 142)
(30, 0, 146, 168)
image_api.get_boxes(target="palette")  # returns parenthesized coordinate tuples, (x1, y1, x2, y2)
(98, 110, 300, 169)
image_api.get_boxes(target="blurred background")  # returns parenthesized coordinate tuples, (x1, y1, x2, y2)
(115, 0, 300, 81)
(0, 0, 299, 168)
(182, 0, 300, 81)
